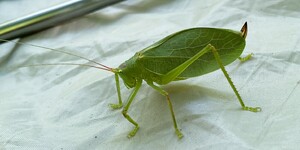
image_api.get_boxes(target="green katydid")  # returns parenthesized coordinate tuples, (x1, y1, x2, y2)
(1, 22, 261, 139)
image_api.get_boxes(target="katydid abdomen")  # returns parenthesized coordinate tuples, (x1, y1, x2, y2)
(119, 28, 245, 85)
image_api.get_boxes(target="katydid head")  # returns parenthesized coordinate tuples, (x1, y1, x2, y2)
(117, 71, 136, 88)
(116, 61, 137, 88)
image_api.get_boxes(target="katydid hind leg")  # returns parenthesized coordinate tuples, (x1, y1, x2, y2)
(209, 45, 261, 112)
(147, 82, 183, 139)
(109, 73, 123, 109)
(122, 79, 142, 138)
(161, 44, 213, 84)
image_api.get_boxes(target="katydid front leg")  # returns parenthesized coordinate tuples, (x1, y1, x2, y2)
(109, 73, 123, 109)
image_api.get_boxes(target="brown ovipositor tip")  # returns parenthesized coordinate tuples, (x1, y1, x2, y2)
(241, 22, 248, 39)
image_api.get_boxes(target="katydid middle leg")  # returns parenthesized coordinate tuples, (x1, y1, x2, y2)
(147, 82, 184, 139)
(122, 79, 142, 138)
(152, 44, 216, 138)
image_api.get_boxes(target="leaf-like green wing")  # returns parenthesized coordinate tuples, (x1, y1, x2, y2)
(137, 27, 245, 78)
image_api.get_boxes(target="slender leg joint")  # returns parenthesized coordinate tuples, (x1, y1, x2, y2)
(122, 109, 128, 117)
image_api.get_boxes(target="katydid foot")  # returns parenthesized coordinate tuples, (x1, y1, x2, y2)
(109, 103, 123, 109)
(238, 53, 253, 62)
(175, 129, 184, 139)
(127, 126, 139, 138)
(242, 106, 262, 112)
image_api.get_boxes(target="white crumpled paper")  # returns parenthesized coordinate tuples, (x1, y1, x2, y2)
(1, 0, 300, 149)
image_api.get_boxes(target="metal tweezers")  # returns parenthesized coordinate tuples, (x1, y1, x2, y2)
(0, 0, 125, 43)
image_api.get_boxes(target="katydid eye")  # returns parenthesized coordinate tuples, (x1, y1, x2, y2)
(120, 63, 126, 69)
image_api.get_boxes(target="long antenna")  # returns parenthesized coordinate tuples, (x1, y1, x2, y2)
(0, 39, 113, 71)
(21, 63, 112, 72)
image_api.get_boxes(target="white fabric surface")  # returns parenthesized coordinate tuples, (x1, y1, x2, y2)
(1, 0, 300, 149)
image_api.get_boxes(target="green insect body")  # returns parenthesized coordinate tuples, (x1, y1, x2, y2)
(111, 22, 260, 138)
(1, 22, 261, 139)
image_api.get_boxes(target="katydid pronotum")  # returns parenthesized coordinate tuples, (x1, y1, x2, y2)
(1, 22, 261, 139)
